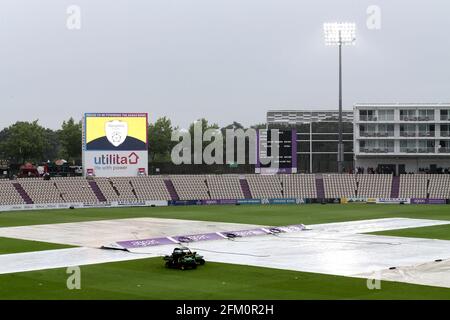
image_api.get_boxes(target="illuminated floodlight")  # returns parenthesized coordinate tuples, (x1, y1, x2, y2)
(323, 22, 356, 46)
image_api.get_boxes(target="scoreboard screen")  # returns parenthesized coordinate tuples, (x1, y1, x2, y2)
(257, 129, 297, 173)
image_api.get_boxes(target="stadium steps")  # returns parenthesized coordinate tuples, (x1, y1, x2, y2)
(315, 177, 325, 199)
(88, 180, 107, 202)
(239, 178, 252, 199)
(391, 176, 400, 198)
(12, 183, 34, 204)
(164, 179, 179, 201)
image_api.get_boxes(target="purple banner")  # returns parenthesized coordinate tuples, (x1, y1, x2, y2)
(291, 128, 297, 170)
(410, 198, 447, 204)
(199, 199, 237, 205)
(117, 237, 175, 248)
(111, 223, 308, 249)
(222, 228, 270, 237)
(173, 232, 224, 243)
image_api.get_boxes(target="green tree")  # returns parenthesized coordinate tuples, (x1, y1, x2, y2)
(59, 118, 82, 161)
(0, 121, 49, 164)
(187, 118, 220, 163)
(148, 117, 174, 162)
(43, 128, 61, 162)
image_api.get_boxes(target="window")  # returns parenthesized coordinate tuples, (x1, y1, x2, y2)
(400, 140, 417, 153)
(441, 110, 450, 121)
(359, 110, 375, 121)
(378, 140, 394, 152)
(359, 140, 376, 152)
(378, 124, 394, 136)
(439, 140, 450, 153)
(400, 124, 416, 137)
(418, 124, 435, 137)
(441, 125, 450, 137)
(378, 109, 394, 121)
(359, 124, 376, 136)
(400, 109, 416, 121)
(418, 109, 434, 121)
(418, 140, 435, 153)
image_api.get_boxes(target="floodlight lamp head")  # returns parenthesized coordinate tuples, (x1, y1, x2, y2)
(323, 22, 356, 46)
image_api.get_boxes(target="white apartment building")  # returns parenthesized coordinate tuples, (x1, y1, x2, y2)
(354, 103, 450, 174)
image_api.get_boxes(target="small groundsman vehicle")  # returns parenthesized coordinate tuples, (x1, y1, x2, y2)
(163, 247, 206, 270)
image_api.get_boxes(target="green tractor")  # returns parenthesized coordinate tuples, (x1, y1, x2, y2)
(163, 247, 206, 270)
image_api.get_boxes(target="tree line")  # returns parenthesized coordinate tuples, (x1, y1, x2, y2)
(0, 117, 265, 165)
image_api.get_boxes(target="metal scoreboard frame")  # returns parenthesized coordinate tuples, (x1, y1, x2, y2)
(256, 128, 297, 174)
(82, 113, 148, 177)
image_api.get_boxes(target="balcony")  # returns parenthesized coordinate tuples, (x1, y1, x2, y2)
(401, 147, 435, 154)
(360, 132, 393, 137)
(400, 148, 417, 153)
(418, 131, 435, 137)
(400, 132, 417, 137)
(438, 148, 450, 153)
(418, 116, 434, 121)
(440, 132, 450, 137)
(377, 132, 393, 137)
(359, 116, 377, 121)
(360, 148, 394, 153)
(360, 132, 376, 137)
(417, 147, 435, 153)
(400, 116, 418, 121)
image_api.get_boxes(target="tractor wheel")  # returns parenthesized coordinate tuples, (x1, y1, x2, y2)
(199, 259, 205, 265)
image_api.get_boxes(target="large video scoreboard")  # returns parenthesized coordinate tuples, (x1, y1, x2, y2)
(82, 113, 148, 177)
(256, 129, 297, 173)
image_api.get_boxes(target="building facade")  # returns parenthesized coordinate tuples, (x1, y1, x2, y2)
(267, 110, 354, 173)
(354, 103, 450, 174)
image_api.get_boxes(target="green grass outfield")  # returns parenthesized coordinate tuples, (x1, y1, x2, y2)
(1, 257, 449, 300)
(371, 224, 450, 241)
(0, 237, 72, 255)
(1, 203, 450, 228)
(0, 204, 449, 299)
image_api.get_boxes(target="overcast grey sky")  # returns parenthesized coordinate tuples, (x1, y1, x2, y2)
(0, 0, 449, 130)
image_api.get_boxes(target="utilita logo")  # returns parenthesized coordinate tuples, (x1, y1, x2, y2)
(94, 152, 139, 165)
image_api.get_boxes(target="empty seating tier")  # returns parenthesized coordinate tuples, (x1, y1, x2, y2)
(170, 175, 210, 200)
(399, 175, 428, 198)
(1, 174, 449, 206)
(323, 174, 357, 198)
(0, 181, 25, 205)
(245, 175, 283, 199)
(427, 175, 450, 199)
(357, 174, 392, 198)
(281, 174, 317, 198)
(206, 175, 245, 200)
(130, 176, 172, 201)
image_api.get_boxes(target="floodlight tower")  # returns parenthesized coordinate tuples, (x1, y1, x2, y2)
(323, 22, 356, 173)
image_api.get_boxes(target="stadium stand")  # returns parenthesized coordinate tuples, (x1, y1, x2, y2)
(356, 174, 392, 198)
(281, 174, 317, 198)
(0, 180, 25, 205)
(245, 174, 283, 198)
(94, 178, 122, 202)
(130, 176, 172, 201)
(322, 174, 356, 198)
(53, 177, 99, 204)
(112, 177, 139, 201)
(399, 174, 428, 198)
(428, 174, 450, 199)
(170, 175, 210, 200)
(206, 175, 245, 199)
(18, 179, 64, 204)
(2, 174, 450, 206)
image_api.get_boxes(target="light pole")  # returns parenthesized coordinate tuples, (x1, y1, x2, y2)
(324, 22, 356, 173)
